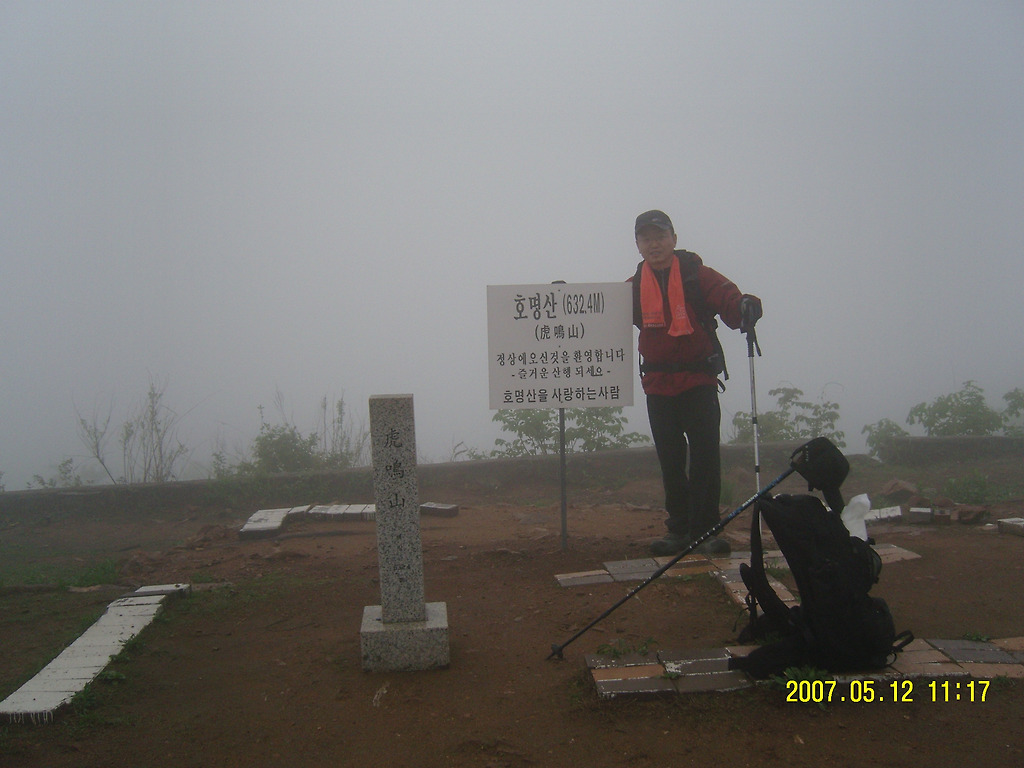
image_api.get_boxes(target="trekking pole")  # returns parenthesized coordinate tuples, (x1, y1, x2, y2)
(545, 436, 846, 661)
(746, 326, 762, 492)
(746, 326, 764, 539)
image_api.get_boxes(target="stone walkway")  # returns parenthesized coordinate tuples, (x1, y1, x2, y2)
(0, 584, 190, 723)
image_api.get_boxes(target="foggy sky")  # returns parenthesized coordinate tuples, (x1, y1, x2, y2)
(2, 2, 1022, 489)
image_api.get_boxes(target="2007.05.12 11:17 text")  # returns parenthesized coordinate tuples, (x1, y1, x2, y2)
(786, 679, 990, 703)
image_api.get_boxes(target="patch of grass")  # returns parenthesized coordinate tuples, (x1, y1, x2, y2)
(0, 557, 124, 590)
(0, 593, 107, 695)
(167, 586, 236, 618)
(66, 558, 123, 588)
(595, 637, 658, 659)
(566, 669, 593, 710)
(942, 472, 992, 504)
(963, 631, 992, 642)
(768, 665, 834, 710)
(168, 574, 327, 621)
(61, 677, 134, 737)
(97, 669, 127, 684)
(771, 664, 833, 684)
(113, 634, 147, 662)
(189, 570, 223, 584)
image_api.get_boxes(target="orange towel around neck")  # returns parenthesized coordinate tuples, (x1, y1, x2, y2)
(640, 259, 693, 337)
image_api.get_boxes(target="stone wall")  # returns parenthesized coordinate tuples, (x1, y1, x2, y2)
(881, 435, 1023, 466)
(2, 437, 1019, 521)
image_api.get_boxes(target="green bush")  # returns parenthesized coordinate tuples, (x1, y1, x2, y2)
(731, 385, 845, 448)
(907, 381, 1003, 437)
(942, 472, 991, 505)
(861, 418, 909, 460)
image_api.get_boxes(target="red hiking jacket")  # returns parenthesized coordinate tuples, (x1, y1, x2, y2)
(629, 251, 744, 396)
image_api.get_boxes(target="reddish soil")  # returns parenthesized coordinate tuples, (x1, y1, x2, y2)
(2, 454, 1024, 767)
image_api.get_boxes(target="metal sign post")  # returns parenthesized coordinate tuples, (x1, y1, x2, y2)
(559, 407, 567, 551)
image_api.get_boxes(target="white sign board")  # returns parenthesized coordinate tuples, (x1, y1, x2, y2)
(487, 282, 634, 410)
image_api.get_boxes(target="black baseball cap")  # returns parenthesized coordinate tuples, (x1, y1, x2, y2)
(635, 210, 674, 234)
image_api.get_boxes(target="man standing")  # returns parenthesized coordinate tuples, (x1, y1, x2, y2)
(631, 210, 761, 556)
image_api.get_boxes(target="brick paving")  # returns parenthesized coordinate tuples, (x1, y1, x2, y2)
(585, 636, 1024, 700)
(560, 548, 1024, 699)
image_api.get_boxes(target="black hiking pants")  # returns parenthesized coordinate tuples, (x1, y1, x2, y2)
(646, 385, 722, 540)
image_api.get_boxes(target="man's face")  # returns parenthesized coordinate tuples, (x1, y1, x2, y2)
(636, 225, 677, 269)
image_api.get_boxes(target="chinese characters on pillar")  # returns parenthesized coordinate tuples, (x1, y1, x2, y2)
(382, 428, 407, 510)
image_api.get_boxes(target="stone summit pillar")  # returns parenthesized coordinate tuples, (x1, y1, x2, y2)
(360, 395, 450, 672)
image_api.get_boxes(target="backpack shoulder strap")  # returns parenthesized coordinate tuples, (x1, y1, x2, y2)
(678, 251, 729, 382)
(675, 251, 706, 320)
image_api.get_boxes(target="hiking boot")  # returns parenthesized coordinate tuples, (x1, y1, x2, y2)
(648, 533, 693, 557)
(693, 537, 731, 556)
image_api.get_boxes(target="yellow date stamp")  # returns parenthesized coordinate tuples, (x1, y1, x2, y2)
(786, 679, 990, 704)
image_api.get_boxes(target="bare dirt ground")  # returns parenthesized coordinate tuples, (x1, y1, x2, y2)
(2, 452, 1024, 767)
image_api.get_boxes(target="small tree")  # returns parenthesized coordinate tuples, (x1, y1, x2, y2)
(1003, 388, 1024, 436)
(492, 409, 561, 456)
(223, 392, 369, 476)
(906, 380, 1003, 437)
(862, 418, 910, 460)
(120, 380, 191, 483)
(565, 407, 649, 452)
(244, 423, 320, 473)
(317, 395, 369, 469)
(76, 378, 192, 484)
(731, 385, 846, 448)
(490, 407, 649, 457)
(30, 457, 84, 489)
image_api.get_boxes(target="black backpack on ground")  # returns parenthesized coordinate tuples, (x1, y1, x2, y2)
(731, 492, 913, 679)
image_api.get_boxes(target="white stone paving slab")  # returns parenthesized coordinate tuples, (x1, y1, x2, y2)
(238, 507, 293, 537)
(30, 666, 105, 682)
(307, 504, 375, 521)
(866, 505, 902, 522)
(0, 691, 76, 721)
(17, 678, 93, 693)
(66, 632, 131, 649)
(243, 501, 385, 535)
(0, 585, 181, 723)
(998, 518, 1024, 537)
(239, 506, 312, 537)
